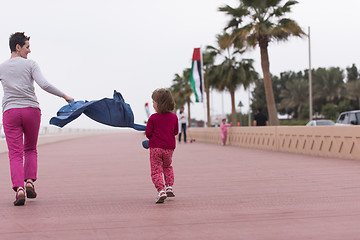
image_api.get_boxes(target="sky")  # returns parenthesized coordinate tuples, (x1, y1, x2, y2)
(0, 0, 359, 130)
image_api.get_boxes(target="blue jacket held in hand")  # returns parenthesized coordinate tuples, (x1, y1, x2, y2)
(49, 90, 146, 131)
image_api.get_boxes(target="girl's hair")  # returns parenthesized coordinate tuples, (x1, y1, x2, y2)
(9, 32, 30, 52)
(152, 88, 175, 113)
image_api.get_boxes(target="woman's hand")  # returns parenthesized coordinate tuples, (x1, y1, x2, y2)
(62, 94, 74, 103)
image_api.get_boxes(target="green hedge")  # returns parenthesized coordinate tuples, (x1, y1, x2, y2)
(280, 120, 308, 126)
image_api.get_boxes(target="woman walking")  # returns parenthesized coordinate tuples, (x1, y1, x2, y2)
(0, 32, 74, 206)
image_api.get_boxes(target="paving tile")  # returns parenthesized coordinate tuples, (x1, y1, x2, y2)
(0, 131, 360, 239)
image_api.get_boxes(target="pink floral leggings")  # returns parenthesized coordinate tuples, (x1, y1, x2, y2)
(149, 148, 174, 192)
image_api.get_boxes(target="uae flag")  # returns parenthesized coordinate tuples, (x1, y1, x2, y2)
(189, 48, 204, 102)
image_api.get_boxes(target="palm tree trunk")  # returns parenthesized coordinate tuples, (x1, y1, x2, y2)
(297, 105, 302, 120)
(206, 87, 210, 127)
(259, 42, 280, 126)
(230, 89, 236, 126)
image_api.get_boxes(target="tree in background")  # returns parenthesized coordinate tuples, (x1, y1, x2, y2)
(346, 64, 360, 109)
(312, 67, 345, 112)
(321, 103, 337, 119)
(207, 33, 257, 126)
(170, 73, 186, 109)
(170, 69, 193, 123)
(202, 49, 218, 127)
(346, 64, 359, 81)
(336, 99, 353, 114)
(219, 0, 305, 125)
(251, 74, 283, 120)
(251, 65, 359, 123)
(279, 78, 308, 120)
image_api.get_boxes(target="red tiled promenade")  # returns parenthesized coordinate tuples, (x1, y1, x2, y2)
(1, 131, 360, 239)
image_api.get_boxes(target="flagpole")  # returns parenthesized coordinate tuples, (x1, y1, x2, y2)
(308, 26, 313, 121)
(221, 92, 224, 116)
(248, 86, 251, 126)
(200, 46, 206, 127)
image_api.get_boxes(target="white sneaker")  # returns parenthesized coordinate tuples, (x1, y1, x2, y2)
(165, 186, 175, 197)
(156, 189, 167, 204)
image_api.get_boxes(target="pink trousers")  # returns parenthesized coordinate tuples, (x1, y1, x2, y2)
(149, 148, 174, 192)
(221, 132, 227, 144)
(3, 107, 41, 191)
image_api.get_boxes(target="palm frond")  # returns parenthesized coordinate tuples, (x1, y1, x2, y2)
(218, 5, 238, 17)
(283, 0, 298, 10)
(266, 0, 283, 8)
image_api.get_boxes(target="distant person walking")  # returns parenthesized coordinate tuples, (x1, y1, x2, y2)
(220, 118, 231, 146)
(253, 108, 268, 126)
(145, 88, 179, 203)
(0, 32, 74, 206)
(178, 106, 188, 143)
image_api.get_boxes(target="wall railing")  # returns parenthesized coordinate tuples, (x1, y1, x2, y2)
(188, 126, 360, 160)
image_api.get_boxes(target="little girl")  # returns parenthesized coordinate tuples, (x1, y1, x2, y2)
(145, 88, 179, 203)
(220, 118, 231, 146)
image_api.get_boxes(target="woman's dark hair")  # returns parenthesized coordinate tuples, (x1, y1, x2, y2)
(9, 32, 30, 52)
(152, 88, 175, 113)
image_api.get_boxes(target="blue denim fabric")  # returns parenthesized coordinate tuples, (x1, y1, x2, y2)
(142, 140, 149, 149)
(50, 90, 146, 131)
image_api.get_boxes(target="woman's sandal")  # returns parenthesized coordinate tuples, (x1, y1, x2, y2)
(13, 187, 25, 206)
(25, 181, 37, 199)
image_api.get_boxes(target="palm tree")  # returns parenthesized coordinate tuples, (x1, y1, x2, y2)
(182, 68, 193, 124)
(279, 78, 308, 120)
(170, 73, 187, 109)
(202, 49, 217, 127)
(207, 33, 257, 126)
(346, 64, 360, 108)
(346, 64, 359, 82)
(346, 81, 360, 109)
(219, 0, 305, 125)
(312, 67, 345, 107)
(170, 69, 193, 124)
